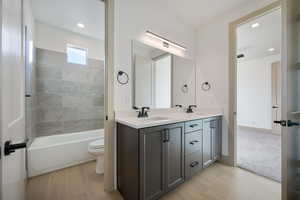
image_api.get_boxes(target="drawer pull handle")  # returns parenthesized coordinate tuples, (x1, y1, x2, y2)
(190, 124, 198, 128)
(189, 140, 199, 145)
(190, 161, 199, 168)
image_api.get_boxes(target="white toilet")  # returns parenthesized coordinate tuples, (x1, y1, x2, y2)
(88, 139, 105, 174)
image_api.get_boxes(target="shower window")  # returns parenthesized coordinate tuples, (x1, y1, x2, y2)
(67, 44, 88, 65)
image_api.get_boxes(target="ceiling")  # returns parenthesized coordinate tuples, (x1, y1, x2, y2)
(237, 9, 281, 61)
(31, 0, 105, 40)
(163, 0, 250, 28)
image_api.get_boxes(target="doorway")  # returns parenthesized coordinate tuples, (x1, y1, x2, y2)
(230, 2, 282, 183)
(22, 0, 113, 199)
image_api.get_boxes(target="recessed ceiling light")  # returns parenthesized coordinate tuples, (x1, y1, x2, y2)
(251, 23, 260, 28)
(268, 48, 275, 52)
(77, 23, 85, 28)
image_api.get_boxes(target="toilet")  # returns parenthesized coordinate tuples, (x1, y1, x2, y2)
(88, 139, 105, 174)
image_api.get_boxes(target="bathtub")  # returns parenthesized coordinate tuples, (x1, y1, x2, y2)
(28, 129, 104, 177)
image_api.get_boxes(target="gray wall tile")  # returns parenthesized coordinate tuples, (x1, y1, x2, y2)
(36, 107, 63, 123)
(37, 65, 62, 80)
(37, 79, 62, 94)
(62, 107, 79, 121)
(93, 95, 104, 107)
(36, 121, 63, 136)
(37, 48, 66, 66)
(37, 92, 62, 107)
(62, 95, 81, 107)
(35, 48, 104, 137)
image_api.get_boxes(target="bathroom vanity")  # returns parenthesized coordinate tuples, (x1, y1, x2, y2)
(116, 112, 222, 200)
(116, 39, 222, 200)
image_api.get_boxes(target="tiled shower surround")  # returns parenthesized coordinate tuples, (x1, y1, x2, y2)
(36, 48, 104, 137)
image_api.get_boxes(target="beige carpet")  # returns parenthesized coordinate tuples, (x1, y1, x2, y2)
(237, 126, 281, 182)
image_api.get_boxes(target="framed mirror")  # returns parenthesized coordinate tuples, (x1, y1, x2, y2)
(132, 40, 196, 109)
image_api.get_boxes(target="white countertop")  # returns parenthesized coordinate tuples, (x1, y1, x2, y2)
(115, 108, 223, 129)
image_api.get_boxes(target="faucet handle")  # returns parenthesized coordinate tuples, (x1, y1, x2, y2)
(133, 106, 140, 110)
(142, 107, 150, 110)
(187, 105, 197, 113)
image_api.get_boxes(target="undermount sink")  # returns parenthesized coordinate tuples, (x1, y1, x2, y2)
(139, 116, 172, 122)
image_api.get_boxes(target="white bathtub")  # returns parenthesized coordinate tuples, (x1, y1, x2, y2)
(28, 129, 104, 177)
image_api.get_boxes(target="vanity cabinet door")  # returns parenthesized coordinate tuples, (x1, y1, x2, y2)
(203, 119, 213, 168)
(164, 123, 185, 192)
(140, 127, 166, 200)
(203, 117, 221, 168)
(139, 123, 185, 200)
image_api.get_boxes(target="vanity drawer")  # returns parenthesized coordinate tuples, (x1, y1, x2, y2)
(185, 130, 202, 155)
(185, 120, 203, 133)
(185, 151, 203, 179)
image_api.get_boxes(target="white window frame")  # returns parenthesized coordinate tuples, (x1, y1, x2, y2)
(66, 44, 88, 65)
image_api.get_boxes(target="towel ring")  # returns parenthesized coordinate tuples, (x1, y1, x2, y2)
(201, 82, 211, 91)
(117, 71, 129, 85)
(181, 84, 189, 93)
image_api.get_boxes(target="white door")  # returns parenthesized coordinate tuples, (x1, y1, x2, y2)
(282, 0, 300, 199)
(271, 61, 281, 134)
(1, 0, 27, 199)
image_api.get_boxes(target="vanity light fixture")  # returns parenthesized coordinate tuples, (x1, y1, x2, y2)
(146, 31, 187, 51)
(77, 22, 85, 29)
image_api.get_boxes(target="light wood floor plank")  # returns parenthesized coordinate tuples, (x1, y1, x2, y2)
(27, 162, 280, 200)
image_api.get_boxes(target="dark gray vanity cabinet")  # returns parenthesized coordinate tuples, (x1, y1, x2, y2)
(117, 123, 185, 200)
(117, 116, 221, 200)
(203, 117, 221, 168)
(184, 119, 203, 179)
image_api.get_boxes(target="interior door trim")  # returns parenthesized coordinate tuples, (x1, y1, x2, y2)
(228, 1, 282, 167)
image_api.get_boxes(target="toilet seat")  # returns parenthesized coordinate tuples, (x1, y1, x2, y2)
(89, 139, 104, 149)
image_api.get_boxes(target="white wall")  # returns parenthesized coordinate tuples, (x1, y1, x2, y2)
(35, 21, 105, 60)
(114, 0, 197, 111)
(195, 0, 277, 156)
(237, 54, 280, 129)
(173, 56, 196, 106)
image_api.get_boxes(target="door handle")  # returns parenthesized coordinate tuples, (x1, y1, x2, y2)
(190, 161, 199, 168)
(163, 129, 170, 143)
(272, 106, 279, 109)
(4, 140, 27, 156)
(165, 130, 170, 142)
(274, 120, 300, 127)
(189, 124, 198, 128)
(274, 120, 287, 126)
(189, 140, 199, 145)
